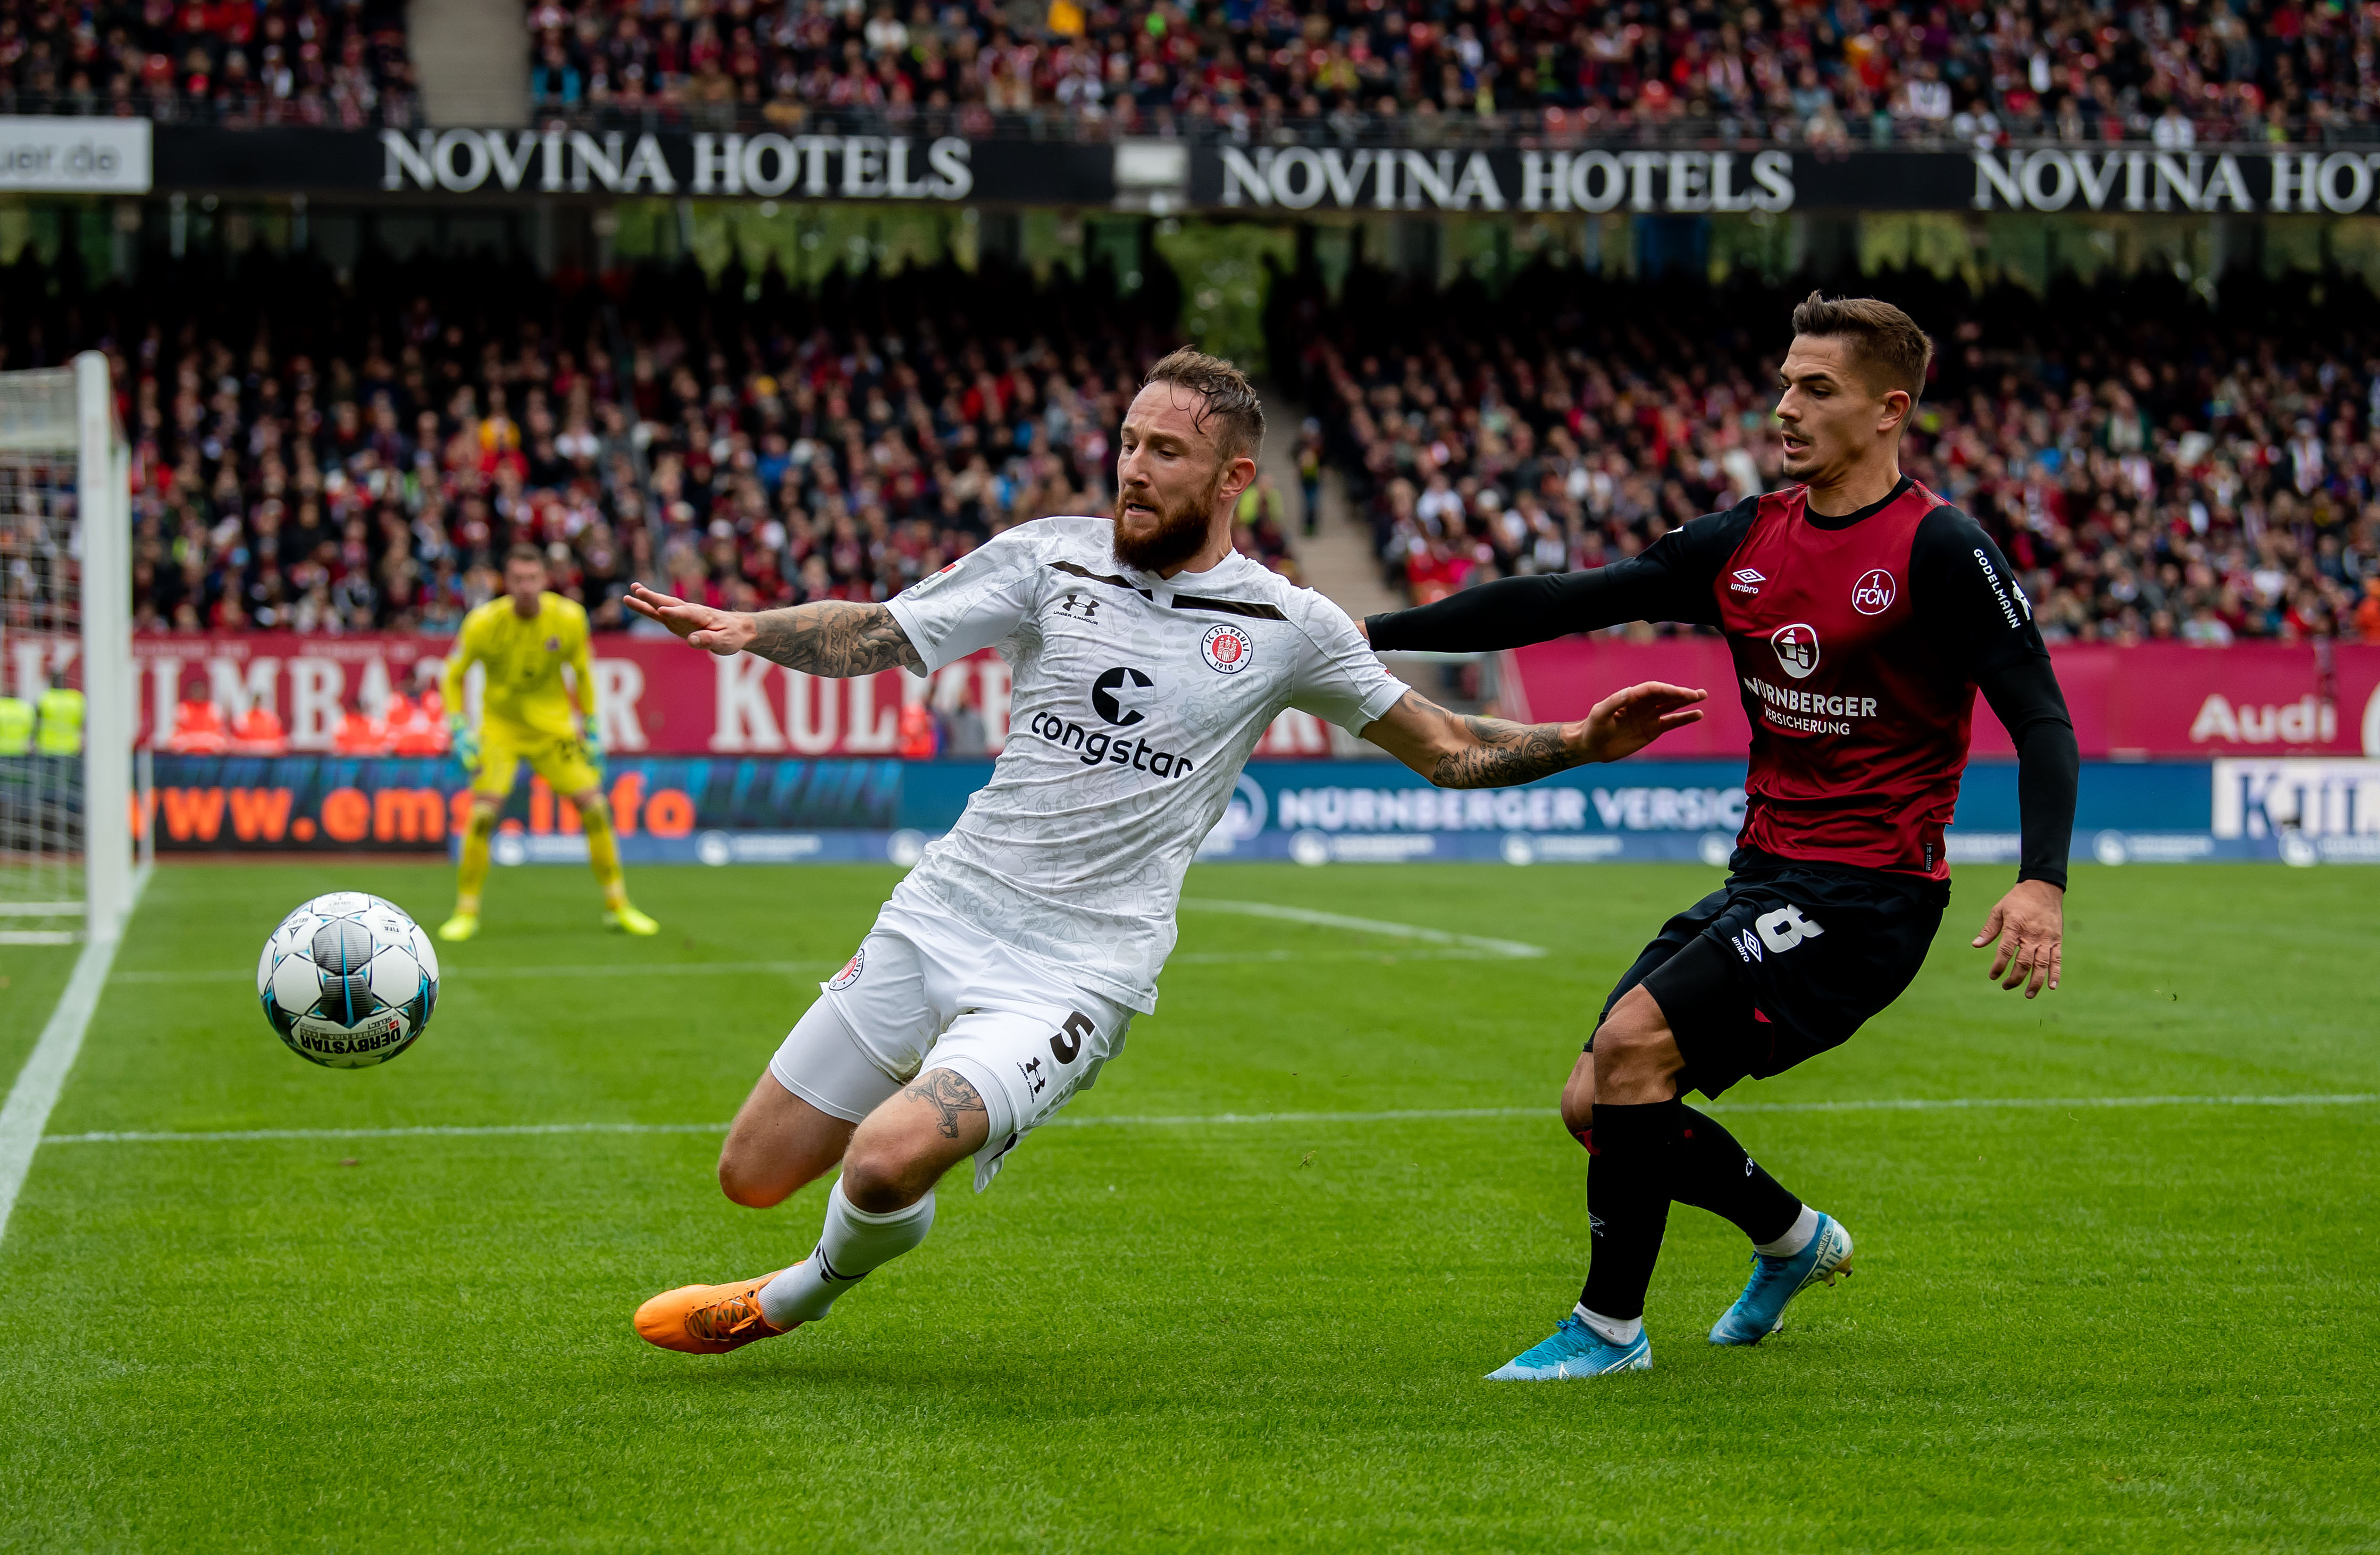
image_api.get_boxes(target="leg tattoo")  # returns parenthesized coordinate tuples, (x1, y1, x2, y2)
(900, 1069, 986, 1140)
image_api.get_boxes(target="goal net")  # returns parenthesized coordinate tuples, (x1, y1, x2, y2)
(0, 355, 136, 945)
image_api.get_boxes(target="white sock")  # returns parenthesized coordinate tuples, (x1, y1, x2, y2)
(1573, 1303, 1643, 1346)
(758, 1178, 936, 1327)
(1755, 1204, 1820, 1259)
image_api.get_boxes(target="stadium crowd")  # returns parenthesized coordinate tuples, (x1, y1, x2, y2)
(18, 243, 2380, 658)
(7, 0, 2380, 146)
(89, 250, 1306, 641)
(0, 0, 415, 124)
(525, 0, 2380, 147)
(1283, 263, 2380, 645)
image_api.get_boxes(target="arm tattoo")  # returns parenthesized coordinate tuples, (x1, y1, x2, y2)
(744, 600, 925, 677)
(898, 1069, 987, 1139)
(1401, 691, 1579, 789)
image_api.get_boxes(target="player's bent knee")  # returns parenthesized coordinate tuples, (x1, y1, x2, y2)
(1560, 1049, 1597, 1138)
(1592, 988, 1683, 1096)
(716, 1150, 793, 1209)
(837, 1139, 938, 1214)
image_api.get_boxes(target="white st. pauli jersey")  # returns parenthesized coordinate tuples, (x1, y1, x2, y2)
(885, 515, 1406, 1011)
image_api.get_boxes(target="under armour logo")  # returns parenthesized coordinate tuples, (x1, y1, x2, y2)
(1058, 592, 1101, 621)
(1755, 904, 1825, 954)
(1019, 1056, 1047, 1097)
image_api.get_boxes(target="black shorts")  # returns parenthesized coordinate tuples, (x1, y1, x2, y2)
(1591, 848, 1949, 1099)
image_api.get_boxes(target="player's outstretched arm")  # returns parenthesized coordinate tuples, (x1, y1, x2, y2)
(1362, 681, 1706, 788)
(624, 582, 925, 676)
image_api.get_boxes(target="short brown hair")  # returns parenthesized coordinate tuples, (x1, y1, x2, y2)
(504, 541, 546, 569)
(1790, 292, 1933, 402)
(1141, 346, 1264, 462)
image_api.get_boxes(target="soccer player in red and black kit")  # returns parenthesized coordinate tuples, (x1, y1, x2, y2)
(1363, 294, 2081, 1380)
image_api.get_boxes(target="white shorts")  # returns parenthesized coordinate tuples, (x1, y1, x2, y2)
(768, 899, 1133, 1192)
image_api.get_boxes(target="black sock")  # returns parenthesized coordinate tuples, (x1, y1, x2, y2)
(1670, 1106, 1801, 1247)
(1577, 1098, 1680, 1322)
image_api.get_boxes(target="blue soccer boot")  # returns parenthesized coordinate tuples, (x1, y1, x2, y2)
(1485, 1311, 1653, 1380)
(1707, 1211, 1854, 1346)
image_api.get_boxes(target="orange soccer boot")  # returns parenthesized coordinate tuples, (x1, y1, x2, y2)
(633, 1270, 796, 1355)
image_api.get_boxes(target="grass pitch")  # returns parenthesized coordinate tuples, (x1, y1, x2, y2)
(2, 860, 2376, 1552)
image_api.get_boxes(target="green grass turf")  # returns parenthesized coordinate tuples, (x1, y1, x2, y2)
(2, 860, 2377, 1551)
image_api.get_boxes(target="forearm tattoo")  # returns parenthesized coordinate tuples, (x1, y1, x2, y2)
(745, 601, 925, 677)
(899, 1069, 987, 1139)
(1404, 691, 1578, 789)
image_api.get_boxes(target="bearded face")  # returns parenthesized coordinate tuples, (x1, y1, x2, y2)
(1112, 459, 1223, 574)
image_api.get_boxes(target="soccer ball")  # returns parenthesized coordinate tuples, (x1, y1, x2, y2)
(256, 892, 440, 1068)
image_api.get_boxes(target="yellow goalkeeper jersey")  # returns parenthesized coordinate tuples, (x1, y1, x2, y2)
(443, 593, 596, 741)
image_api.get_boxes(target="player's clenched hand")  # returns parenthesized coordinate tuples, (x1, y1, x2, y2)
(1973, 877, 2064, 998)
(625, 582, 756, 656)
(1573, 681, 1708, 765)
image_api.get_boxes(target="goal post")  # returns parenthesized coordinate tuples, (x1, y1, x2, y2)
(0, 351, 136, 945)
(77, 352, 134, 942)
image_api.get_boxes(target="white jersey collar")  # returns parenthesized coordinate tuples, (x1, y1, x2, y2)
(1134, 548, 1254, 607)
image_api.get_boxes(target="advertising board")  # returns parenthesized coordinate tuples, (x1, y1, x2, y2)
(1503, 639, 2380, 761)
(128, 633, 1341, 762)
(138, 753, 2308, 867)
(0, 115, 150, 193)
(135, 126, 2380, 218)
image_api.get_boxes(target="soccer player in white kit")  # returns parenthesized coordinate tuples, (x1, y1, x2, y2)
(623, 349, 1707, 1355)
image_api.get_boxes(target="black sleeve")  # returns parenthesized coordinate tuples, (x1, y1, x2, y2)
(1910, 506, 2077, 889)
(1364, 497, 1758, 651)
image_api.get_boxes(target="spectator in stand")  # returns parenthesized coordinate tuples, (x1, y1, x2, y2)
(331, 692, 385, 755)
(516, 0, 2380, 147)
(0, 0, 416, 126)
(163, 680, 229, 754)
(1281, 259, 2380, 645)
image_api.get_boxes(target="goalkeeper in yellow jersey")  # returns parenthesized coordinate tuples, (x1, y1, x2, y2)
(437, 544, 658, 941)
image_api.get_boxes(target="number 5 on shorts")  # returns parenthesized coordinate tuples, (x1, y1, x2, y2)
(1050, 1011, 1094, 1064)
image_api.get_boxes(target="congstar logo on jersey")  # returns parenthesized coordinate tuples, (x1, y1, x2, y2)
(1091, 666, 1154, 726)
(1024, 668, 1199, 778)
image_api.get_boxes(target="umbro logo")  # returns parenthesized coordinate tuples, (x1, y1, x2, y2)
(1730, 567, 1765, 594)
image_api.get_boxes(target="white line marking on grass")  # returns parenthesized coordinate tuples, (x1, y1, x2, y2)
(37, 1092, 2378, 1147)
(113, 960, 843, 985)
(1710, 1092, 2380, 1115)
(45, 1121, 733, 1144)
(118, 946, 1514, 988)
(1168, 948, 1525, 966)
(110, 895, 1541, 991)
(0, 931, 133, 1239)
(1179, 898, 1545, 959)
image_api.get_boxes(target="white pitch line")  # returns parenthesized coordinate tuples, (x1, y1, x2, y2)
(37, 1092, 2379, 1147)
(113, 960, 842, 985)
(45, 1121, 732, 1144)
(106, 898, 1542, 988)
(1711, 1092, 2380, 1115)
(117, 945, 1513, 988)
(0, 930, 133, 1237)
(1179, 898, 1546, 959)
